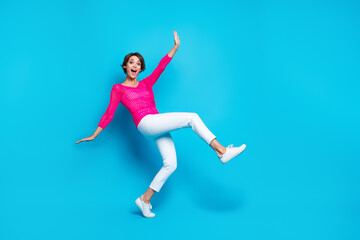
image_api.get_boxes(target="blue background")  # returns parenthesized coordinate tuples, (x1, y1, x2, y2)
(1, 0, 359, 239)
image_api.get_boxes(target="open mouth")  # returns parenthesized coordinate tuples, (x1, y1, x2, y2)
(131, 69, 137, 73)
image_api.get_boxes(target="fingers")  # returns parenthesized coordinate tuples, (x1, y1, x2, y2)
(76, 139, 86, 144)
(173, 31, 180, 46)
(76, 137, 94, 144)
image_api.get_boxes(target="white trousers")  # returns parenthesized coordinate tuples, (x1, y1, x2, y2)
(137, 112, 216, 192)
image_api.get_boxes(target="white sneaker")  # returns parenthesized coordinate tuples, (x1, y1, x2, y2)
(135, 196, 155, 218)
(219, 144, 246, 164)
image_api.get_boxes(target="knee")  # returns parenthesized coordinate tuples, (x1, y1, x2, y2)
(190, 112, 201, 124)
(170, 162, 177, 173)
(191, 112, 200, 119)
(164, 157, 177, 173)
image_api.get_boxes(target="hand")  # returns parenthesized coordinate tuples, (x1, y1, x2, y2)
(173, 31, 180, 48)
(76, 135, 95, 144)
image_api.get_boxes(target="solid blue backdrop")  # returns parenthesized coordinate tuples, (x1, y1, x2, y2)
(1, 0, 359, 239)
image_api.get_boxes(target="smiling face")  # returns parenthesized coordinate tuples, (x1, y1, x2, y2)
(123, 55, 142, 79)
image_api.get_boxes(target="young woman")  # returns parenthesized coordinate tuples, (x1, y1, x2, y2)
(76, 31, 246, 218)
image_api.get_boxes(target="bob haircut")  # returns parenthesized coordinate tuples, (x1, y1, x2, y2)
(121, 52, 145, 74)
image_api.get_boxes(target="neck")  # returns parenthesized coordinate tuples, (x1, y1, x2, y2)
(125, 76, 137, 84)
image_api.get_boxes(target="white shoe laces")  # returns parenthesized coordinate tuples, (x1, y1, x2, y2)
(141, 196, 152, 209)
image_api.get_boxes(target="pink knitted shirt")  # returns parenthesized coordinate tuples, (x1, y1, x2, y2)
(98, 54, 173, 129)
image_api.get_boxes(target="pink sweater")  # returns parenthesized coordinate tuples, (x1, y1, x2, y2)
(98, 54, 173, 129)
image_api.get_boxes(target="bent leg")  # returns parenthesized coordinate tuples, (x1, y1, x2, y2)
(139, 112, 216, 145)
(149, 133, 177, 192)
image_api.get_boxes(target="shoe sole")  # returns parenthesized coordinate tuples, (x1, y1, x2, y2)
(221, 144, 246, 164)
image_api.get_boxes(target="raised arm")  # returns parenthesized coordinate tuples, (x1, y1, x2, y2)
(142, 31, 180, 88)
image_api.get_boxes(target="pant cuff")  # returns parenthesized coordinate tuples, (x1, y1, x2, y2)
(149, 184, 160, 192)
(207, 135, 216, 145)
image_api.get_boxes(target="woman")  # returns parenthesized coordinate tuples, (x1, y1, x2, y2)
(76, 31, 246, 218)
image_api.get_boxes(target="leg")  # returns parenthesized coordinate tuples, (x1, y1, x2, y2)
(142, 133, 177, 203)
(138, 112, 227, 157)
(139, 112, 218, 145)
(142, 187, 155, 204)
(210, 138, 227, 157)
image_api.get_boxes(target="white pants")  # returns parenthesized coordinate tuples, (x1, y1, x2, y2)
(137, 112, 216, 192)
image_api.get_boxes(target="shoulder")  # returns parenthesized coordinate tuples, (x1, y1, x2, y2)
(112, 83, 123, 91)
(110, 84, 125, 97)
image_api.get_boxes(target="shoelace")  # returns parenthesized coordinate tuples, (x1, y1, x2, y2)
(219, 144, 234, 159)
(141, 197, 152, 209)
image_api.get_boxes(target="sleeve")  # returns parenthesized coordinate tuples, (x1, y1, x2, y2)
(98, 84, 122, 129)
(142, 54, 173, 88)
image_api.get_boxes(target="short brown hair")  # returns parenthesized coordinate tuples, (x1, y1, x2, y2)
(121, 52, 145, 74)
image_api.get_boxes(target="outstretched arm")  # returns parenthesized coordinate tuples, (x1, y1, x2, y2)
(97, 84, 122, 129)
(167, 31, 180, 58)
(76, 85, 121, 144)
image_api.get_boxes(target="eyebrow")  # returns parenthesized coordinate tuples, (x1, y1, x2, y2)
(130, 59, 141, 63)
